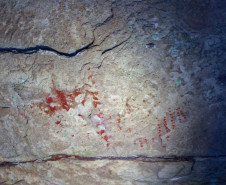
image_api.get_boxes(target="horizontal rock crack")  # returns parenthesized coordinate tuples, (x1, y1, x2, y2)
(0, 40, 94, 57)
(1, 154, 226, 167)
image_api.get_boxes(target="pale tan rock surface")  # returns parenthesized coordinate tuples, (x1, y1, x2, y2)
(0, 157, 226, 184)
(0, 0, 226, 184)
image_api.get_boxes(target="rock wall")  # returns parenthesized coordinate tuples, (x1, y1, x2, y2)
(0, 0, 226, 184)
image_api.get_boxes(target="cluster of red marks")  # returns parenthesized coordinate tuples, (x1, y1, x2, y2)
(30, 71, 151, 148)
(30, 75, 103, 138)
(87, 71, 96, 85)
(93, 101, 101, 108)
(168, 107, 176, 129)
(160, 107, 187, 131)
(166, 107, 187, 127)
(55, 121, 63, 127)
(117, 114, 122, 130)
(80, 90, 101, 108)
(155, 123, 168, 148)
(97, 129, 111, 147)
(33, 82, 83, 115)
(166, 135, 170, 141)
(176, 107, 187, 121)
(152, 107, 188, 149)
(93, 112, 127, 147)
(134, 137, 148, 148)
(157, 123, 169, 137)
(83, 73, 101, 108)
(125, 98, 141, 114)
(95, 113, 111, 147)
(31, 80, 102, 116)
(88, 75, 93, 80)
(125, 101, 132, 113)
(55, 119, 65, 135)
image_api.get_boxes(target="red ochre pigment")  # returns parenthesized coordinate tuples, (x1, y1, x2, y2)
(96, 128, 111, 147)
(134, 137, 148, 147)
(95, 113, 111, 147)
(117, 114, 122, 130)
(152, 107, 188, 148)
(88, 75, 93, 80)
(56, 121, 61, 125)
(34, 81, 100, 115)
(93, 101, 101, 108)
(31, 80, 189, 150)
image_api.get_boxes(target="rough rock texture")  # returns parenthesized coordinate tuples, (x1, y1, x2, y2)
(0, 0, 226, 184)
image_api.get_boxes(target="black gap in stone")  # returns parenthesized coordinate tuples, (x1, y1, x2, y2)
(0, 40, 94, 58)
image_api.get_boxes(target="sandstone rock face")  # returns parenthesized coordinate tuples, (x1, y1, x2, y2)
(0, 0, 226, 184)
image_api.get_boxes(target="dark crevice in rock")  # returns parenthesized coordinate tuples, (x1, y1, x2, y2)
(11, 179, 24, 185)
(94, 29, 122, 47)
(0, 5, 119, 58)
(0, 40, 94, 58)
(93, 8, 114, 28)
(97, 56, 108, 69)
(102, 36, 131, 54)
(1, 154, 226, 168)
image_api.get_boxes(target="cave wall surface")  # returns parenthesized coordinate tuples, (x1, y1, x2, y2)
(0, 0, 226, 184)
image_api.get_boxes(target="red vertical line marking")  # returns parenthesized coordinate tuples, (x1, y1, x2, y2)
(88, 75, 93, 80)
(117, 114, 122, 130)
(93, 101, 101, 108)
(139, 138, 144, 147)
(166, 135, 170, 141)
(162, 120, 170, 133)
(81, 93, 88, 105)
(55, 89, 70, 111)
